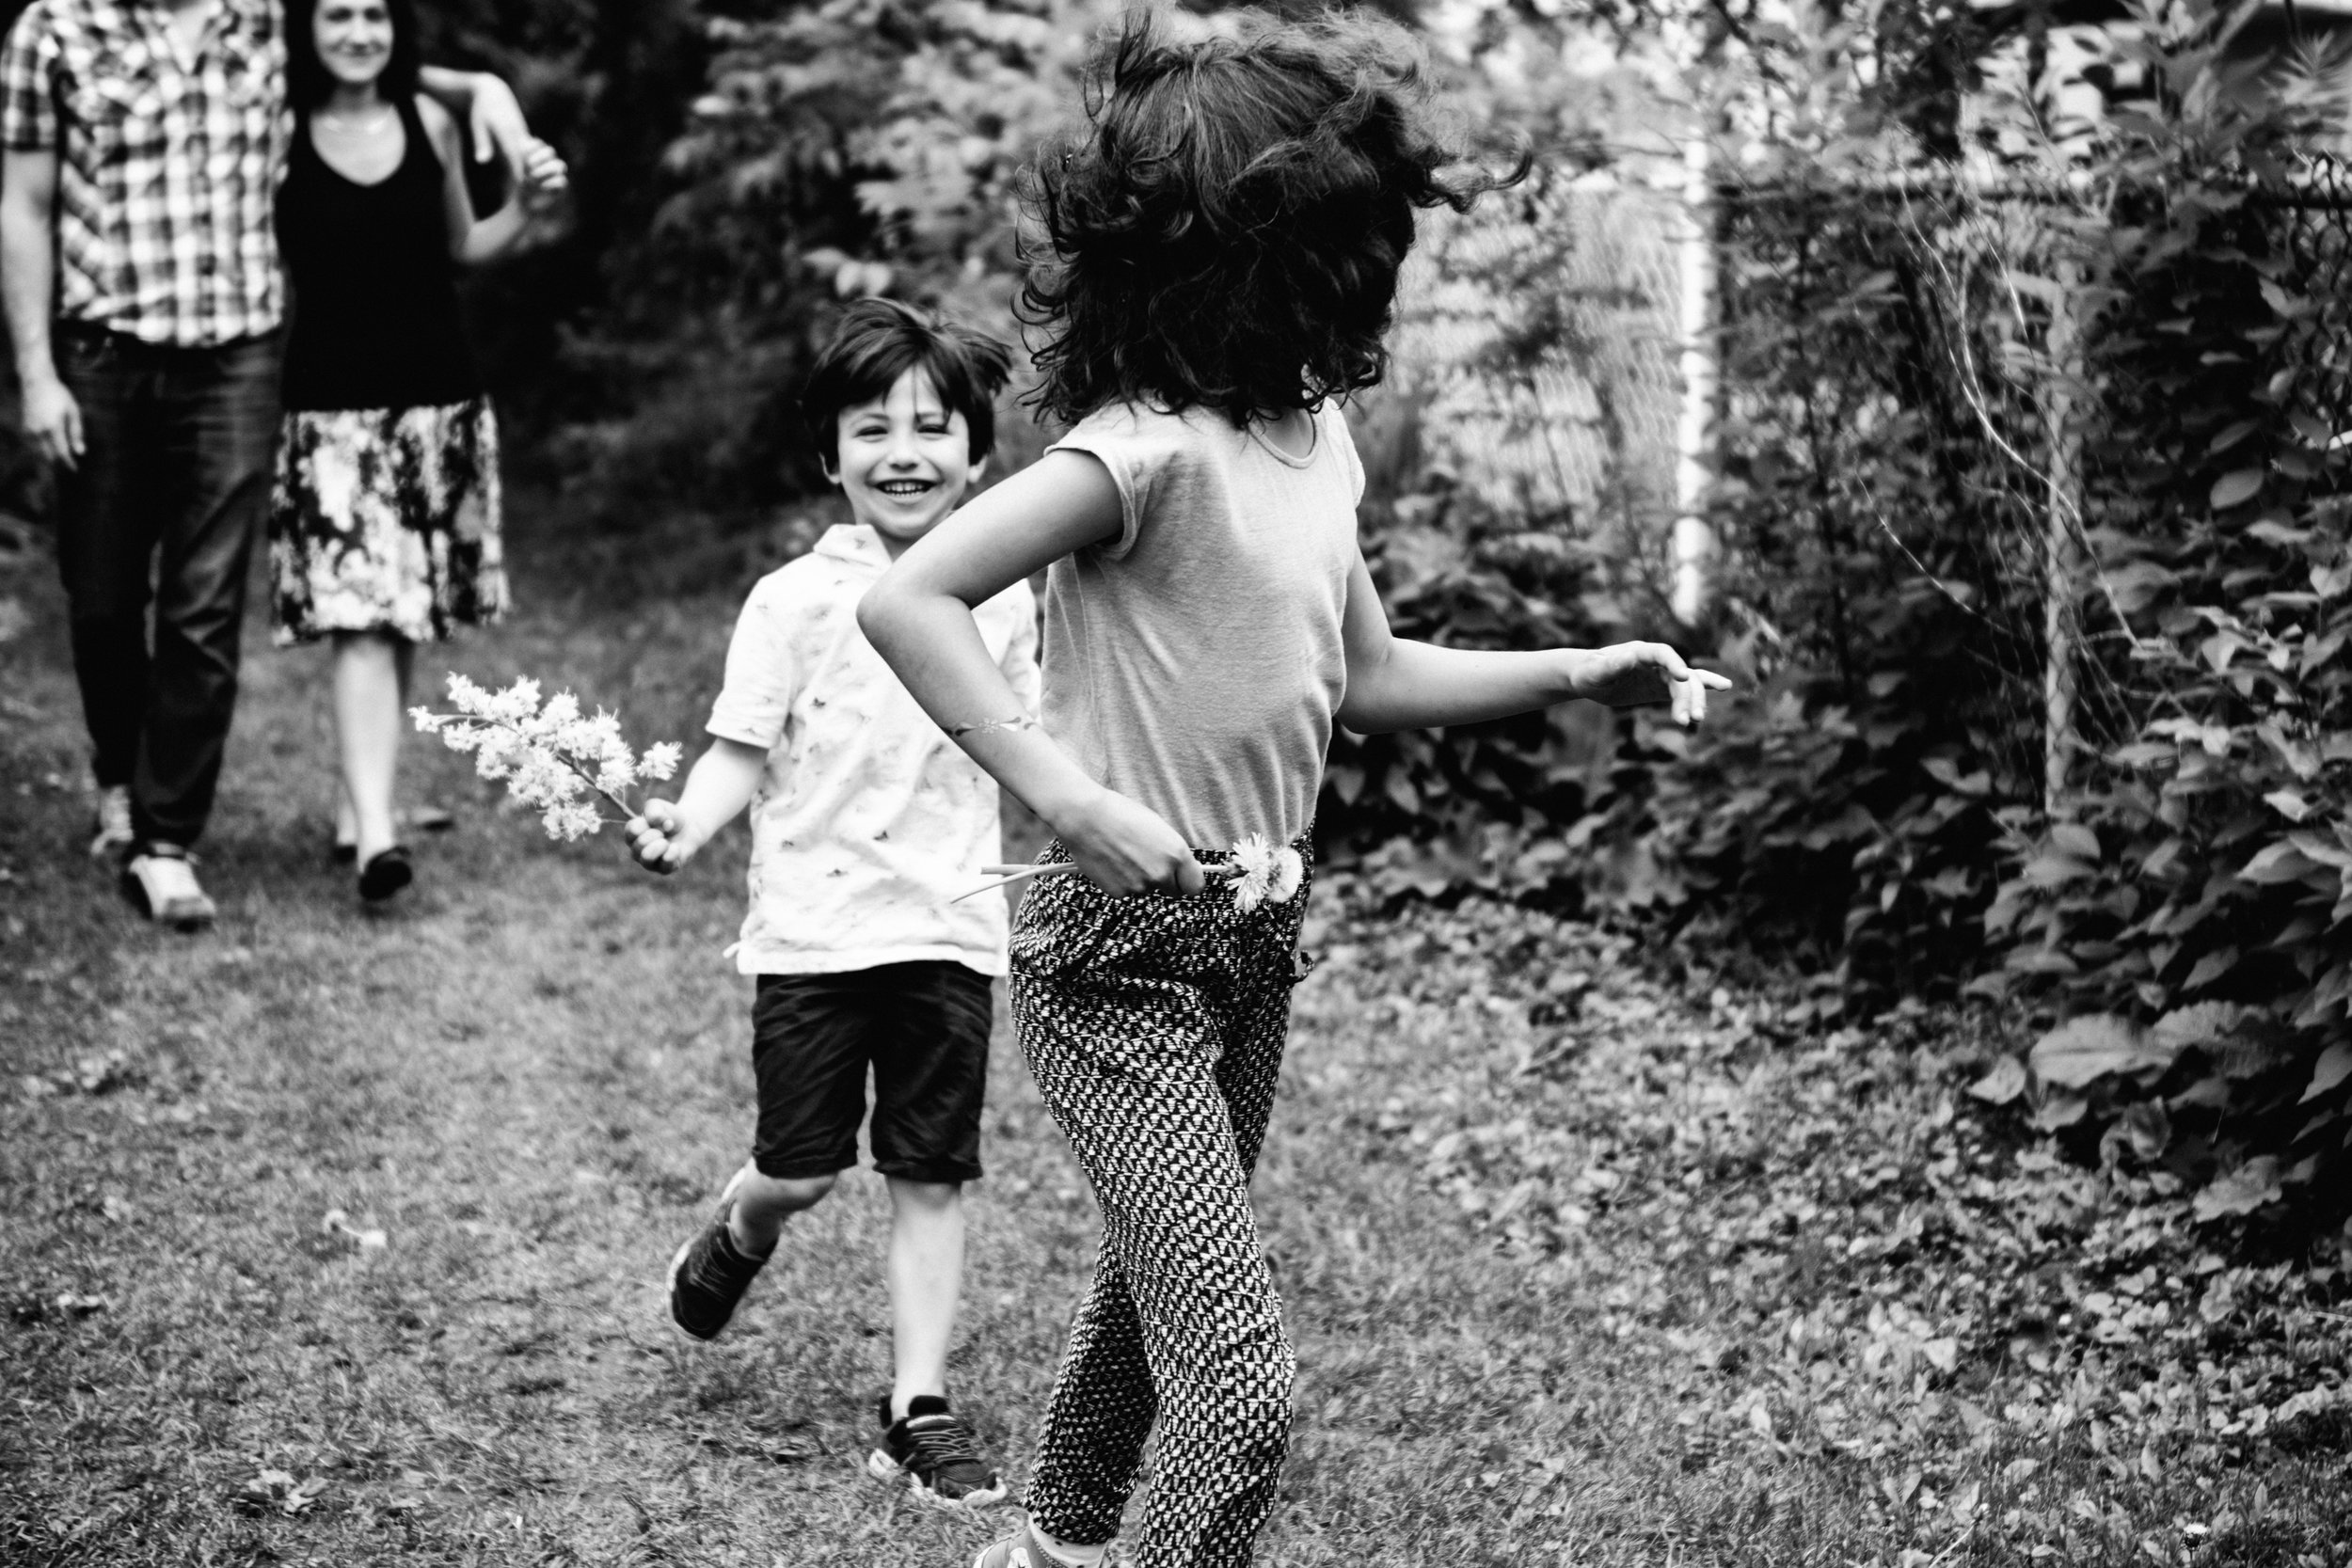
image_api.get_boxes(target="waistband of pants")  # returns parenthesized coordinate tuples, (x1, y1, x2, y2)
(1036, 825, 1315, 870)
(55, 319, 284, 356)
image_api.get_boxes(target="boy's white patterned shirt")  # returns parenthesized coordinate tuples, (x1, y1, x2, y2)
(0, 0, 288, 346)
(707, 523, 1040, 977)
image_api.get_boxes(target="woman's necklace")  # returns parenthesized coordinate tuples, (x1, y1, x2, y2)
(317, 105, 395, 136)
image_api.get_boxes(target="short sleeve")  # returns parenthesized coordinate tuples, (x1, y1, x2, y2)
(0, 9, 59, 152)
(706, 577, 803, 751)
(1326, 402, 1365, 506)
(1042, 404, 1186, 562)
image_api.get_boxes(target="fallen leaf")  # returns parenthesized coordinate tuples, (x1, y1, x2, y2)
(2192, 1158, 2283, 1222)
(320, 1208, 389, 1250)
(2031, 1016, 2167, 1087)
(1967, 1055, 2029, 1105)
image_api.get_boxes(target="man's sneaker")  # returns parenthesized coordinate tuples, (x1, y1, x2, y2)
(867, 1394, 1008, 1510)
(970, 1522, 1093, 1568)
(666, 1170, 769, 1340)
(121, 847, 215, 931)
(88, 785, 133, 860)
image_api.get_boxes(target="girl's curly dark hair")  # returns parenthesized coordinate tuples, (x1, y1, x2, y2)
(1018, 9, 1525, 428)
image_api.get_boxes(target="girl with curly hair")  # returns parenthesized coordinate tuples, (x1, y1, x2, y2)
(860, 12, 1731, 1566)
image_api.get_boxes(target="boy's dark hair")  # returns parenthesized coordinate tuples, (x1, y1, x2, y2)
(1019, 10, 1525, 429)
(802, 299, 1015, 469)
(286, 0, 423, 113)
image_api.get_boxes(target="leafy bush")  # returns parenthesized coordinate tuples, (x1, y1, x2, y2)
(540, 0, 1122, 523)
(1967, 14, 2352, 1232)
(1331, 1, 2349, 1233)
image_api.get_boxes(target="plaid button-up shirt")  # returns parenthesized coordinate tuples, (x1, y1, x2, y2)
(0, 0, 287, 347)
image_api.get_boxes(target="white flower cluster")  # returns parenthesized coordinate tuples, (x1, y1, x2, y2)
(1227, 832, 1304, 913)
(410, 674, 682, 842)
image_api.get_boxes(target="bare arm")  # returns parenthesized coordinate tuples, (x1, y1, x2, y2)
(415, 64, 566, 193)
(859, 451, 1205, 896)
(418, 96, 554, 263)
(1, 146, 77, 467)
(1335, 551, 1731, 734)
(623, 736, 767, 873)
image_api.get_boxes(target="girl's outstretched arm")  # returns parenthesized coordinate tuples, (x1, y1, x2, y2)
(859, 451, 1204, 897)
(1336, 552, 1731, 735)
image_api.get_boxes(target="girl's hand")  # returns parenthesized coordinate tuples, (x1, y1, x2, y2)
(626, 799, 691, 874)
(1570, 642, 1734, 724)
(1057, 787, 1204, 898)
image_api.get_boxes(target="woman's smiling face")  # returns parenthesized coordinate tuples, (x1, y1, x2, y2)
(313, 0, 395, 91)
(827, 369, 985, 556)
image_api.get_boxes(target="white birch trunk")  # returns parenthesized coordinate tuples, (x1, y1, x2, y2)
(1671, 135, 1721, 628)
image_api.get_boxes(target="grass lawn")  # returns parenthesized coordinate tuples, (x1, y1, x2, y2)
(1, 512, 2345, 1567)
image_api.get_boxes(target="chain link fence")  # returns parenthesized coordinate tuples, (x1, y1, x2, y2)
(1381, 163, 1687, 553)
(1706, 152, 2352, 812)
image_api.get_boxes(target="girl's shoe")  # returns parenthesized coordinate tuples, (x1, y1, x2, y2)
(866, 1394, 1007, 1510)
(358, 846, 414, 902)
(970, 1524, 1100, 1568)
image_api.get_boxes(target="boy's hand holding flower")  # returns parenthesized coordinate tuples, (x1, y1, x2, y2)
(1567, 642, 1734, 725)
(625, 800, 693, 874)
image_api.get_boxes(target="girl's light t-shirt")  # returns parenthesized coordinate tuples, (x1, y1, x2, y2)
(1041, 400, 1364, 849)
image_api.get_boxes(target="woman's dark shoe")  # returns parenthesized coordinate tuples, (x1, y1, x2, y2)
(358, 846, 413, 902)
(330, 839, 358, 865)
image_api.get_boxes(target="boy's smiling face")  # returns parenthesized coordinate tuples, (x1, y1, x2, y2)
(826, 368, 985, 558)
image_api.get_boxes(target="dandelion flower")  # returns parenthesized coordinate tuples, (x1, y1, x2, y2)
(1226, 833, 1302, 912)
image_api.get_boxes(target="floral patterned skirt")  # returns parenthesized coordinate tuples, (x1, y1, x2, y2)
(269, 397, 507, 646)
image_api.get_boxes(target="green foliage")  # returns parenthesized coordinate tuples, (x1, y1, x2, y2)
(1330, 0, 2350, 1231)
(1968, 7, 2352, 1232)
(545, 0, 1111, 521)
(1310, 889, 2352, 1553)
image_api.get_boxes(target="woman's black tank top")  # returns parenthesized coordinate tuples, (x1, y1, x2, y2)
(278, 97, 480, 413)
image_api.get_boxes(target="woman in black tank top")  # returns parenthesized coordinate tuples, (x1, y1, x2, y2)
(267, 0, 564, 902)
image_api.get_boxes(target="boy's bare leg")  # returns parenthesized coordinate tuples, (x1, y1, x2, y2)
(883, 1177, 964, 1418)
(729, 1165, 834, 1256)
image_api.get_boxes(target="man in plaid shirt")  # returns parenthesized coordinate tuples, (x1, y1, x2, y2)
(0, 0, 552, 928)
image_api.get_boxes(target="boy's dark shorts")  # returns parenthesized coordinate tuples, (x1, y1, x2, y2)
(750, 959, 993, 1185)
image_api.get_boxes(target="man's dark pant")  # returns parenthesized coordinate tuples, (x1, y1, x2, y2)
(52, 324, 282, 850)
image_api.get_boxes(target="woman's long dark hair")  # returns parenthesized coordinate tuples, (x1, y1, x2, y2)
(1019, 9, 1525, 428)
(285, 0, 422, 114)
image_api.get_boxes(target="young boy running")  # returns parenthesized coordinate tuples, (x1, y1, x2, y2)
(625, 299, 1035, 1510)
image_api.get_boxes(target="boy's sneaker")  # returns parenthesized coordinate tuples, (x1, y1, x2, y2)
(89, 785, 134, 860)
(867, 1394, 1008, 1510)
(121, 846, 215, 931)
(666, 1171, 770, 1340)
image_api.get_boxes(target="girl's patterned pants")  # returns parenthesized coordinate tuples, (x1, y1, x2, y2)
(1008, 836, 1313, 1568)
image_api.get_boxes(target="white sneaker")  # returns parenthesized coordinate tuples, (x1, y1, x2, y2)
(88, 785, 134, 859)
(123, 850, 216, 931)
